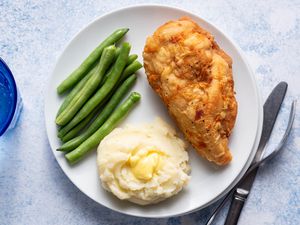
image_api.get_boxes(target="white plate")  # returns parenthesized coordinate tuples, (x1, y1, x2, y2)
(45, 5, 263, 218)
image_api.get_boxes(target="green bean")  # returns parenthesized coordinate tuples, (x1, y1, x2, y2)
(100, 54, 138, 86)
(60, 104, 103, 142)
(100, 47, 121, 82)
(56, 66, 96, 117)
(119, 60, 142, 83)
(58, 42, 131, 130)
(65, 92, 141, 164)
(127, 54, 138, 65)
(102, 60, 142, 99)
(103, 60, 142, 102)
(58, 75, 137, 151)
(56, 45, 116, 126)
(115, 47, 121, 59)
(57, 28, 129, 94)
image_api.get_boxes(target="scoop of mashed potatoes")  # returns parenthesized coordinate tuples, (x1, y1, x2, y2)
(97, 118, 190, 205)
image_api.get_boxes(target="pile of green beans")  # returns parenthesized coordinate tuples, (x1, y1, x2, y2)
(66, 92, 141, 164)
(57, 28, 129, 94)
(55, 29, 142, 165)
(56, 45, 117, 126)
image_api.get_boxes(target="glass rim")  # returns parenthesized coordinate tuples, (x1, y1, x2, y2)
(0, 57, 18, 136)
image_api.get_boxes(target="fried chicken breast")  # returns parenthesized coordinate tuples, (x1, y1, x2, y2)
(143, 17, 237, 165)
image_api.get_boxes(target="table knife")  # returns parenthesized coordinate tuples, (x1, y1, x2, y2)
(224, 82, 288, 225)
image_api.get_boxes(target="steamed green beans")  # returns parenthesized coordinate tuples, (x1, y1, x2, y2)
(60, 104, 102, 142)
(100, 54, 138, 87)
(56, 45, 116, 126)
(65, 92, 141, 164)
(127, 54, 138, 65)
(56, 66, 96, 117)
(119, 60, 142, 83)
(58, 75, 137, 151)
(58, 42, 131, 130)
(56, 48, 122, 121)
(57, 28, 129, 94)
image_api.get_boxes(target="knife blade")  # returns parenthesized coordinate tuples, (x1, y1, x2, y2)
(224, 82, 288, 225)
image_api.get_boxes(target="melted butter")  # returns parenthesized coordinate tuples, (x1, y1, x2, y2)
(128, 150, 163, 181)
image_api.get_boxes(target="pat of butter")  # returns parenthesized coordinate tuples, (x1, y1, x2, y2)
(129, 151, 162, 181)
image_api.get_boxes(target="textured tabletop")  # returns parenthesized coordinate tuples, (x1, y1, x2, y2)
(0, 1, 299, 225)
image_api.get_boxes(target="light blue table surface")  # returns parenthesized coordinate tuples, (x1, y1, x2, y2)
(0, 1, 299, 224)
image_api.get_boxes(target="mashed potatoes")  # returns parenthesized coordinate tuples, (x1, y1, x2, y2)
(97, 118, 190, 205)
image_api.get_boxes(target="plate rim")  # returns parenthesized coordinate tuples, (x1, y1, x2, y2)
(44, 4, 263, 218)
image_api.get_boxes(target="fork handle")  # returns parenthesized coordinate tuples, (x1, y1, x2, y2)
(224, 189, 249, 225)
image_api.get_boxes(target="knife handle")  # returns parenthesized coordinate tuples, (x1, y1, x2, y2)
(224, 188, 249, 225)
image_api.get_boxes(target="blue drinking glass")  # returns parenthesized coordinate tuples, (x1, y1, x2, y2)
(0, 57, 22, 136)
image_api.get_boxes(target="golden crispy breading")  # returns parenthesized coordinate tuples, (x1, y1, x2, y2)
(143, 17, 237, 165)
